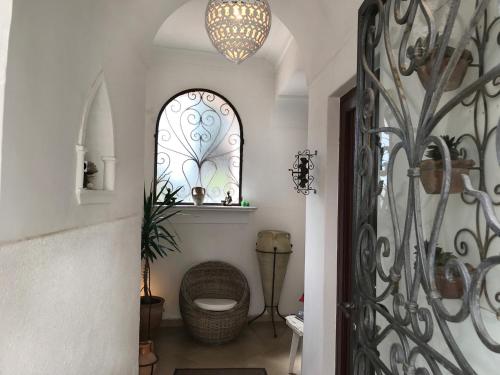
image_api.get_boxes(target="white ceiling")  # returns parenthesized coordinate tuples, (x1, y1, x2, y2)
(154, 0, 293, 65)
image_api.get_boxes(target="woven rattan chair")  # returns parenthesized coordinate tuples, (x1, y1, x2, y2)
(179, 261, 250, 344)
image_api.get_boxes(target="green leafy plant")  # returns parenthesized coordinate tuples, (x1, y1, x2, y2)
(434, 246, 458, 267)
(425, 135, 462, 161)
(142, 178, 182, 303)
(415, 241, 458, 272)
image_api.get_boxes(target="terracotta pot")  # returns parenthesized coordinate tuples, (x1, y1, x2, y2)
(140, 296, 165, 341)
(139, 340, 158, 375)
(417, 46, 473, 92)
(435, 264, 475, 299)
(419, 159, 475, 194)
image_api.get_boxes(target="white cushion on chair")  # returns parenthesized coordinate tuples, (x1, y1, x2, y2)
(194, 298, 238, 312)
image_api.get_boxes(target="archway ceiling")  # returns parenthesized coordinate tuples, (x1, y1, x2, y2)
(154, 0, 293, 66)
(130, 0, 337, 83)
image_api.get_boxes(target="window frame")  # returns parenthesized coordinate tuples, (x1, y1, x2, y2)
(154, 88, 245, 206)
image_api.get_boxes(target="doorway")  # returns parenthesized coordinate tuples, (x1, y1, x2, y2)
(335, 87, 356, 375)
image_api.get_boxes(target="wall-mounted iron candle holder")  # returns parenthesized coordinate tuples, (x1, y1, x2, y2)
(289, 150, 317, 195)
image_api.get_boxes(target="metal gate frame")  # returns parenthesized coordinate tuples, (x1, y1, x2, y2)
(352, 0, 500, 373)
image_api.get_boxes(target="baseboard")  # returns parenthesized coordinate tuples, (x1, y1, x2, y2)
(161, 319, 184, 327)
(161, 312, 291, 328)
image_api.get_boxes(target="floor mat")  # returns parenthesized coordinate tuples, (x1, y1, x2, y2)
(174, 369, 268, 375)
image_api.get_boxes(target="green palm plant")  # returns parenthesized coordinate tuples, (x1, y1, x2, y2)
(142, 178, 182, 303)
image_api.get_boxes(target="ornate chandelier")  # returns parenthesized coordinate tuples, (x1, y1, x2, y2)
(205, 0, 272, 64)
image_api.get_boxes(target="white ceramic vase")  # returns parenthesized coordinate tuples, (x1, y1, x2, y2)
(192, 187, 206, 206)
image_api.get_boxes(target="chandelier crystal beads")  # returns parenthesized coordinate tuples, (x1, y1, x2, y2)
(205, 0, 272, 64)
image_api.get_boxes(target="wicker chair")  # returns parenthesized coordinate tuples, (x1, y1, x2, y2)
(179, 261, 250, 344)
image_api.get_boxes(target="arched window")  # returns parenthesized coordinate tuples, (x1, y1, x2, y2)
(155, 89, 243, 205)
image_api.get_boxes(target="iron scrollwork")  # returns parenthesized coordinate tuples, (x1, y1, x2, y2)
(354, 0, 500, 374)
(155, 89, 243, 205)
(451, 2, 500, 316)
(289, 150, 317, 195)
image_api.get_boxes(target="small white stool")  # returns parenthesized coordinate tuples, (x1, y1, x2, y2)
(286, 315, 303, 374)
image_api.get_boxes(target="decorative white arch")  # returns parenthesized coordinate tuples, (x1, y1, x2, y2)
(134, 0, 334, 82)
(0, 0, 13, 191)
(153, 0, 309, 97)
(76, 71, 116, 205)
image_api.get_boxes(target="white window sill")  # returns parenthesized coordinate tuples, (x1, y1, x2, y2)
(175, 205, 257, 212)
(169, 205, 257, 224)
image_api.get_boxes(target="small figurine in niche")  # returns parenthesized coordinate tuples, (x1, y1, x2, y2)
(221, 191, 233, 206)
(84, 161, 98, 189)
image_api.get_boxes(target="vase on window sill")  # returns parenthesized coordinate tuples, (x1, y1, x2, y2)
(192, 187, 206, 206)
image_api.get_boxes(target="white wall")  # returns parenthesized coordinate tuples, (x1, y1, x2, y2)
(0, 0, 147, 373)
(275, 39, 307, 96)
(302, 1, 362, 374)
(0, 217, 140, 375)
(1, 1, 146, 241)
(145, 47, 308, 319)
(0, 0, 12, 191)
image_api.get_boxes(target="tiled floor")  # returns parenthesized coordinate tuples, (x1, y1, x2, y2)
(153, 321, 302, 375)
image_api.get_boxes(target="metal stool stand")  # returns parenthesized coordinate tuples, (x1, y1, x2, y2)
(249, 246, 288, 338)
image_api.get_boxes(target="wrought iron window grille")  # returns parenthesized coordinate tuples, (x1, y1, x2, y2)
(154, 89, 244, 206)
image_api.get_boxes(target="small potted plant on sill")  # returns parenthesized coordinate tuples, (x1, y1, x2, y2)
(420, 135, 475, 194)
(140, 178, 181, 341)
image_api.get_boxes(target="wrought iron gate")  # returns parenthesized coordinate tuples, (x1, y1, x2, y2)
(352, 0, 500, 373)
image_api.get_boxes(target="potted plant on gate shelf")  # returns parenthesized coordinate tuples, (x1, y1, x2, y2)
(420, 135, 475, 194)
(141, 178, 182, 341)
(416, 242, 474, 299)
(414, 35, 473, 92)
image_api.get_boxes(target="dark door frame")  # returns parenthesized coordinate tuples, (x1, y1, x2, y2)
(335, 87, 357, 375)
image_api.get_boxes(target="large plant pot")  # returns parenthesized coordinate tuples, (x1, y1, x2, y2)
(435, 264, 474, 299)
(420, 159, 475, 194)
(256, 231, 292, 314)
(140, 296, 165, 341)
(417, 46, 473, 92)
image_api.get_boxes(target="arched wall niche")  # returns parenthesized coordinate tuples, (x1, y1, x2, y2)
(0, 0, 13, 193)
(76, 71, 116, 205)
